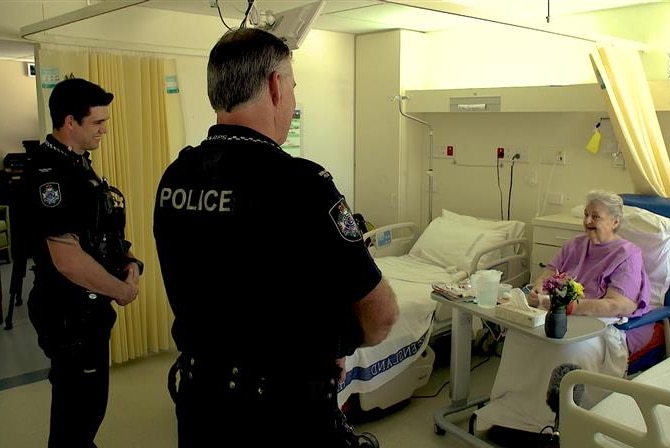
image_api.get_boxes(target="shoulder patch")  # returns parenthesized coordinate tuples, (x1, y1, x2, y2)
(329, 198, 362, 242)
(39, 182, 61, 207)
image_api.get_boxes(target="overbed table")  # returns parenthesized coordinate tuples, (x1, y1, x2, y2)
(430, 293, 608, 447)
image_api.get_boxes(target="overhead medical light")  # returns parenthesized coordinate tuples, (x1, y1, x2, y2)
(264, 1, 326, 50)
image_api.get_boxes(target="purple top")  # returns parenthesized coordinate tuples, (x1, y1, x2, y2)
(549, 234, 652, 353)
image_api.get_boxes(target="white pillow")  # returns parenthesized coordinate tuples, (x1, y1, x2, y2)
(409, 217, 480, 270)
(442, 208, 526, 258)
(619, 205, 670, 308)
(409, 216, 508, 271)
(441, 208, 526, 239)
(472, 230, 510, 268)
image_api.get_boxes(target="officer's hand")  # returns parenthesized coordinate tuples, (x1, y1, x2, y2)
(114, 281, 139, 306)
(335, 357, 346, 383)
(123, 262, 141, 286)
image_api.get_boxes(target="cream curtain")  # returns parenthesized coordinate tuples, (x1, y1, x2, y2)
(36, 46, 181, 363)
(589, 45, 670, 196)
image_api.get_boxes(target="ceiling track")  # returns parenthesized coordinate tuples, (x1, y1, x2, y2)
(20, 0, 149, 40)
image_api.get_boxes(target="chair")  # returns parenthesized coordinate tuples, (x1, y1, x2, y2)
(615, 194, 670, 374)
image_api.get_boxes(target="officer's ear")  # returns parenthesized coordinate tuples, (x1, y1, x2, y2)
(63, 114, 75, 129)
(268, 71, 282, 107)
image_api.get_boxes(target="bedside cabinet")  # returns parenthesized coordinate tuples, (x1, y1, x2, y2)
(530, 213, 583, 281)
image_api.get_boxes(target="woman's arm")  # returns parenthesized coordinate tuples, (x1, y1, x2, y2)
(571, 288, 638, 317)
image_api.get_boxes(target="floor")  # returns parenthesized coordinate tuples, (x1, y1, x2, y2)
(0, 260, 512, 448)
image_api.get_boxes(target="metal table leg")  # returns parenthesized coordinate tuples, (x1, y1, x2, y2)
(433, 307, 492, 447)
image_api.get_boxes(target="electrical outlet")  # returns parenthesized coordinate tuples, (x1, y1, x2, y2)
(541, 149, 567, 165)
(508, 149, 528, 163)
(556, 150, 566, 165)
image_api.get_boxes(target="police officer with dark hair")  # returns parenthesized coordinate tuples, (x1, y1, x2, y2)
(153, 27, 399, 447)
(26, 77, 142, 448)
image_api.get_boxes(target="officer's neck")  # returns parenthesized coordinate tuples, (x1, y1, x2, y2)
(216, 102, 280, 145)
(51, 130, 85, 156)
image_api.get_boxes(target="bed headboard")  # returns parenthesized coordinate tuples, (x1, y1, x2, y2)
(620, 193, 670, 308)
(620, 194, 670, 219)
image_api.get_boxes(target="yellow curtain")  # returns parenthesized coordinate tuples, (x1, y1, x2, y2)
(36, 46, 181, 363)
(589, 45, 670, 196)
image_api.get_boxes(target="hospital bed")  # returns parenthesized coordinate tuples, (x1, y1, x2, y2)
(338, 209, 530, 416)
(560, 359, 670, 448)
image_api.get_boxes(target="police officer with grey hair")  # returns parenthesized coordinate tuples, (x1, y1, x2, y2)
(27, 77, 142, 448)
(154, 28, 399, 447)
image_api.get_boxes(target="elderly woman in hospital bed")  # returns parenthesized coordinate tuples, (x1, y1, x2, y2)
(475, 190, 654, 435)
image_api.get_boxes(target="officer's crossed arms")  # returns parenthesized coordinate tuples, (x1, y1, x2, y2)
(47, 233, 139, 306)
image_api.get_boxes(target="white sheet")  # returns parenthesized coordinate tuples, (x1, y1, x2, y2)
(337, 255, 468, 406)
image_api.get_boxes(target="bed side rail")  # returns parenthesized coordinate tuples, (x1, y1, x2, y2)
(560, 369, 670, 448)
(363, 222, 419, 258)
(470, 238, 530, 288)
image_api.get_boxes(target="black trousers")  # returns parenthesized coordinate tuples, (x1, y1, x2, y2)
(170, 356, 352, 448)
(47, 342, 110, 448)
(28, 287, 115, 448)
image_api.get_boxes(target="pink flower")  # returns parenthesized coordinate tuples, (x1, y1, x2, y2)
(542, 271, 584, 310)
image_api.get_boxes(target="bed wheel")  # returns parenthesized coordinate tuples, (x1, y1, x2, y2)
(356, 432, 380, 448)
(434, 424, 446, 435)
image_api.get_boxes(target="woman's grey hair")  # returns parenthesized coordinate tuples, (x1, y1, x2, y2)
(207, 27, 291, 113)
(586, 190, 624, 220)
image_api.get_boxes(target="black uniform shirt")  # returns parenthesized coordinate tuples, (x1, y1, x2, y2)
(153, 124, 382, 372)
(28, 135, 101, 288)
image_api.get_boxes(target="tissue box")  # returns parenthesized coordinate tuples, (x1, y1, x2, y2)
(495, 303, 547, 328)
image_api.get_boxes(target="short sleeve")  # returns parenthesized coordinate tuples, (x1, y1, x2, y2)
(607, 246, 651, 316)
(291, 159, 381, 304)
(29, 159, 82, 238)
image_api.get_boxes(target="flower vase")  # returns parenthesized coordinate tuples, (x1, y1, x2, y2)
(544, 307, 567, 339)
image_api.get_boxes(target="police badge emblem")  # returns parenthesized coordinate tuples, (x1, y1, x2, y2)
(40, 182, 62, 207)
(329, 198, 362, 242)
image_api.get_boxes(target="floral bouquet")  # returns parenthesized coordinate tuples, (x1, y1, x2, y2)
(542, 271, 584, 312)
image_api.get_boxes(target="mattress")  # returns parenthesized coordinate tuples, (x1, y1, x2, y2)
(337, 254, 467, 406)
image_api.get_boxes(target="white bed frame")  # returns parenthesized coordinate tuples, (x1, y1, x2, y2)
(366, 222, 530, 335)
(366, 222, 530, 285)
(560, 364, 670, 448)
(345, 221, 529, 414)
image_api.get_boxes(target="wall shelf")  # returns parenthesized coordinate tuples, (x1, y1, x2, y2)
(405, 81, 670, 113)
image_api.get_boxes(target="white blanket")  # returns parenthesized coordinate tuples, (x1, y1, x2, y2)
(474, 326, 629, 433)
(337, 255, 468, 406)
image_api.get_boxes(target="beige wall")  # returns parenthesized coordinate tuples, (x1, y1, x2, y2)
(355, 30, 402, 226)
(0, 60, 39, 163)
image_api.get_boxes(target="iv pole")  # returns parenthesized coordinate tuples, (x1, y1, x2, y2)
(396, 95, 434, 224)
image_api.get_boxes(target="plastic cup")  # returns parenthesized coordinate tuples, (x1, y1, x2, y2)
(476, 278, 499, 308)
